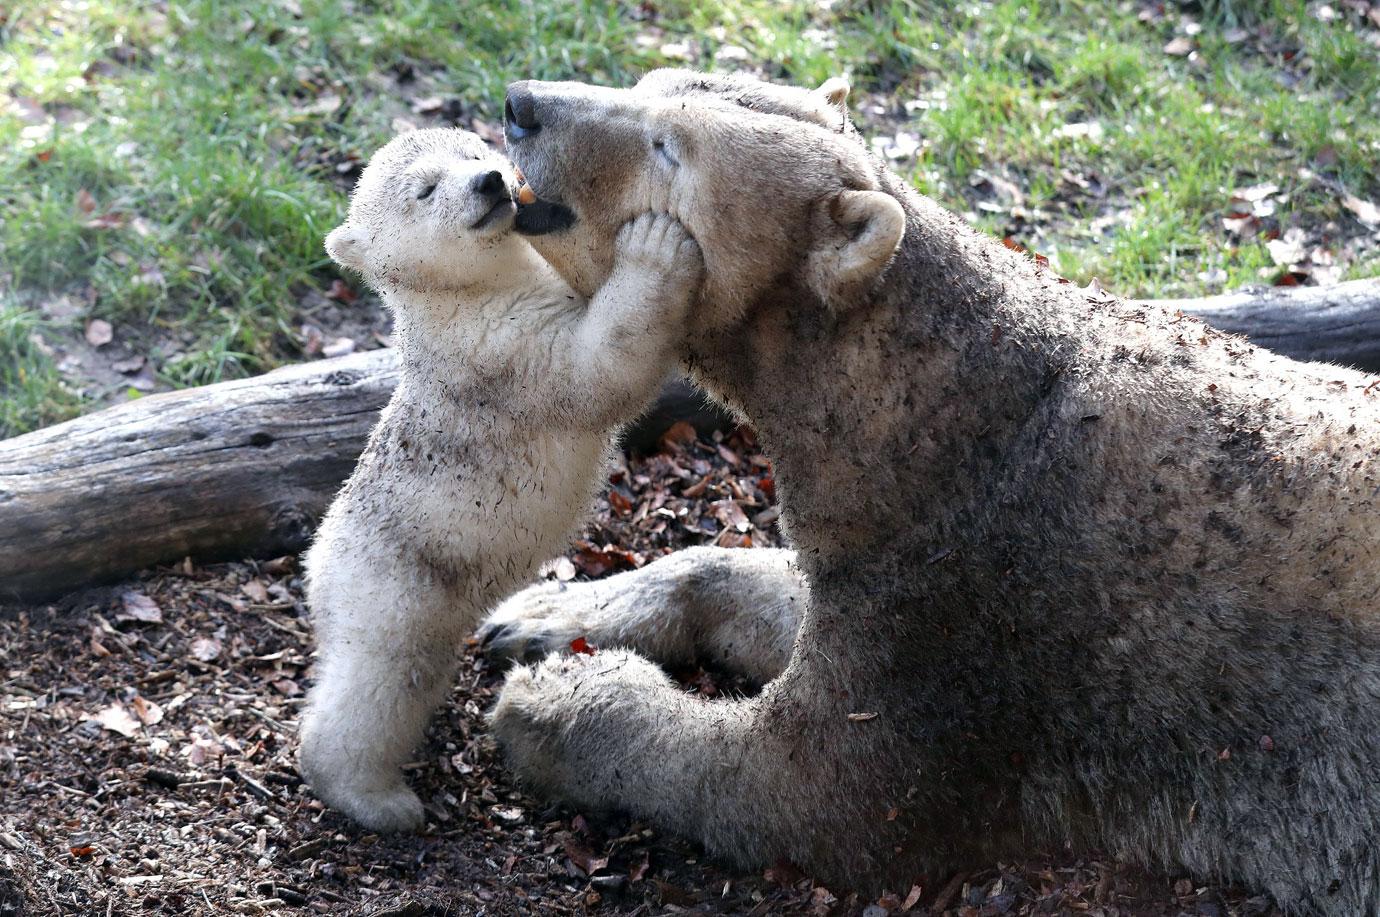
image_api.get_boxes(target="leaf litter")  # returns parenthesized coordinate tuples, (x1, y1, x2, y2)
(0, 425, 1282, 915)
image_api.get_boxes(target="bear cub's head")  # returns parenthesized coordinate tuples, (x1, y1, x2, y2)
(326, 128, 522, 295)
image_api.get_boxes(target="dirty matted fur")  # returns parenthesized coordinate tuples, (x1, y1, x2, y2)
(484, 71, 1380, 913)
(298, 127, 702, 833)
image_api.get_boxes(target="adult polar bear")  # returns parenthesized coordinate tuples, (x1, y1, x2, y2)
(486, 70, 1380, 913)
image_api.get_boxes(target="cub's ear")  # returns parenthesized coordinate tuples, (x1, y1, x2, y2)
(815, 77, 850, 108)
(324, 223, 368, 271)
(804, 189, 906, 310)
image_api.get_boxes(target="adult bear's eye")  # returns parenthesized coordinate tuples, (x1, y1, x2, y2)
(652, 138, 679, 168)
(416, 182, 437, 201)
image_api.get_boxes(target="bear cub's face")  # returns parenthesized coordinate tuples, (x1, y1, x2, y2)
(326, 129, 522, 294)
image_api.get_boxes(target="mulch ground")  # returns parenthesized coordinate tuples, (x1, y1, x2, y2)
(1, 426, 1279, 916)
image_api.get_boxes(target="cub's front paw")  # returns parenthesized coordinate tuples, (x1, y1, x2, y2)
(477, 581, 589, 665)
(332, 784, 426, 834)
(305, 772, 425, 833)
(298, 732, 425, 833)
(614, 212, 704, 291)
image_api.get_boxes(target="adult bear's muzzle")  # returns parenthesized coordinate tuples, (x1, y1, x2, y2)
(513, 198, 576, 236)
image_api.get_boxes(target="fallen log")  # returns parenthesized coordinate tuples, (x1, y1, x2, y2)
(2, 278, 1377, 604)
(0, 351, 728, 604)
(1142, 278, 1380, 372)
(0, 349, 399, 604)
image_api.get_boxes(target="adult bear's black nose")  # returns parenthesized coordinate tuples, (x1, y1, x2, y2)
(505, 82, 540, 138)
(473, 169, 505, 197)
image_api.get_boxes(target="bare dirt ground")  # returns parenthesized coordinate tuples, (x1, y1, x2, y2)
(1, 428, 1279, 916)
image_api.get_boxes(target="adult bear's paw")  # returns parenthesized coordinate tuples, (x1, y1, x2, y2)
(476, 580, 592, 665)
(488, 649, 674, 805)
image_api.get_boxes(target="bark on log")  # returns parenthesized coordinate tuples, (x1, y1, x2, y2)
(2, 279, 1378, 604)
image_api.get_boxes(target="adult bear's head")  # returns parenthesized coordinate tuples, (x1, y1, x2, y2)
(505, 70, 905, 327)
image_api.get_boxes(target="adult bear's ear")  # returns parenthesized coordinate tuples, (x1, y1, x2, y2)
(814, 77, 851, 132)
(324, 223, 368, 272)
(815, 77, 850, 108)
(804, 189, 906, 311)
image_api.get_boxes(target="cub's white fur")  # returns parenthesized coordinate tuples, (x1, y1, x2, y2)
(298, 128, 702, 832)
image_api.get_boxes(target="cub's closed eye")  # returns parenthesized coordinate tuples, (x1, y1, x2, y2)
(416, 183, 437, 201)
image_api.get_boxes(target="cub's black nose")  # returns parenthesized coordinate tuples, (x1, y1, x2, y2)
(505, 82, 540, 138)
(473, 169, 505, 197)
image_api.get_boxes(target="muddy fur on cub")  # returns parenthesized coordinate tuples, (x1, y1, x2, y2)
(298, 127, 702, 833)
(482, 72, 1380, 914)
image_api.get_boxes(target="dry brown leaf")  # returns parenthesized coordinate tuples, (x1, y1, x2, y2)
(298, 93, 342, 116)
(681, 477, 708, 498)
(628, 852, 650, 883)
(271, 678, 301, 697)
(876, 891, 904, 911)
(563, 836, 608, 875)
(325, 278, 357, 303)
(111, 355, 146, 374)
(117, 591, 162, 623)
(321, 337, 355, 358)
(1164, 36, 1193, 56)
(1221, 214, 1258, 236)
(1342, 194, 1380, 227)
(711, 499, 750, 533)
(1266, 227, 1309, 266)
(186, 737, 224, 767)
(189, 636, 222, 662)
(299, 323, 324, 356)
(84, 319, 114, 347)
(241, 579, 270, 604)
(131, 695, 163, 727)
(607, 487, 633, 515)
(570, 544, 639, 578)
(658, 420, 698, 452)
(764, 860, 805, 887)
(92, 703, 140, 738)
(83, 211, 126, 230)
(1230, 182, 1279, 203)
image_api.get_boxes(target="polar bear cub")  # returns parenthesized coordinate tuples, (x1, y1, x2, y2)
(299, 128, 703, 832)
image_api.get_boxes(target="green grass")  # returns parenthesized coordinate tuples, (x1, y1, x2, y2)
(1, 0, 1378, 436)
(0, 303, 79, 434)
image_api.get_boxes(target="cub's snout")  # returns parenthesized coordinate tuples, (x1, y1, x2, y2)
(466, 167, 516, 231)
(473, 169, 506, 198)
